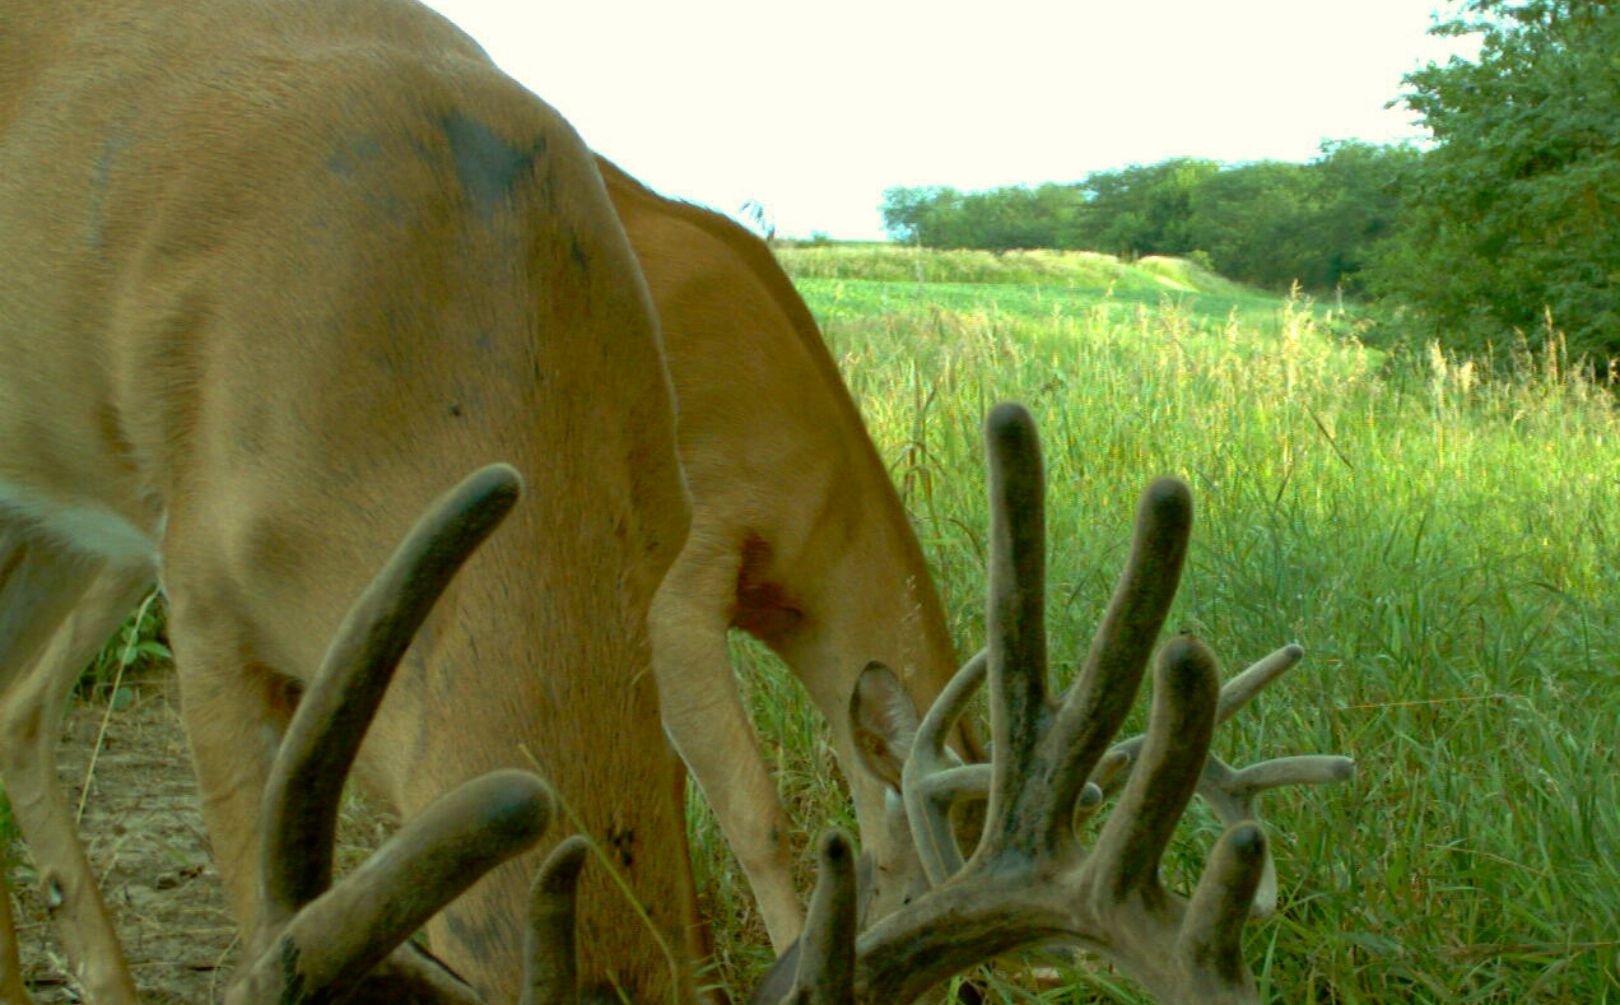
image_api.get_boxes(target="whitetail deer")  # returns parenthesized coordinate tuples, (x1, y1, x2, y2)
(597, 158, 981, 950)
(0, 2, 701, 1001)
(0, 131, 982, 997)
(191, 402, 1352, 1004)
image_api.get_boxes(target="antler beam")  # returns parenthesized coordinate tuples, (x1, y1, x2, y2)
(226, 465, 556, 1004)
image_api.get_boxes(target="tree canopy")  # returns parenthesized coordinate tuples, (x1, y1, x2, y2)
(880, 145, 1410, 296)
(877, 1, 1619, 362)
(1363, 0, 1620, 360)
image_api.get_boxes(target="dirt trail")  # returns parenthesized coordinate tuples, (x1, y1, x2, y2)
(8, 670, 757, 1002)
(8, 670, 235, 1003)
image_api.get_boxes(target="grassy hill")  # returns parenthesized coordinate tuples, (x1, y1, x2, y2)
(775, 243, 1328, 340)
(774, 244, 1248, 294)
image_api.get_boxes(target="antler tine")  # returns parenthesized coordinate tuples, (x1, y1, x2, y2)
(1103, 643, 1311, 786)
(1199, 753, 1353, 918)
(904, 649, 988, 885)
(225, 464, 567, 1004)
(1039, 476, 1193, 853)
(231, 770, 553, 1005)
(979, 403, 1052, 860)
(1099, 644, 1355, 916)
(910, 649, 986, 778)
(260, 463, 522, 923)
(1216, 643, 1304, 724)
(1089, 635, 1221, 898)
(746, 832, 860, 1005)
(521, 835, 590, 1005)
(1179, 822, 1267, 988)
(781, 831, 859, 1005)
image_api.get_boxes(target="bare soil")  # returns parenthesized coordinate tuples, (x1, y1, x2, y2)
(5, 667, 758, 1004)
(8, 670, 235, 1003)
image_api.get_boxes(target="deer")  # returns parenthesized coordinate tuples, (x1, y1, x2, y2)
(0, 113, 985, 997)
(0, 1, 702, 1001)
(148, 401, 1353, 1004)
(0, 1, 1341, 998)
(603, 153, 1343, 953)
(596, 158, 982, 951)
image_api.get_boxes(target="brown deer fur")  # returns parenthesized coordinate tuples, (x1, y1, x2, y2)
(0, 2, 697, 1001)
(598, 160, 979, 950)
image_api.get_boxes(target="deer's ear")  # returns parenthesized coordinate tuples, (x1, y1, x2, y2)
(850, 661, 921, 791)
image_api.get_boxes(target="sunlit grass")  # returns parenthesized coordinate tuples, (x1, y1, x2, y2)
(695, 247, 1620, 1001)
(16, 245, 1619, 1002)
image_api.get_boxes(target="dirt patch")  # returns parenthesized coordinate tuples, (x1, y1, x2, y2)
(8, 669, 769, 1002)
(8, 669, 236, 1003)
(8, 668, 406, 1003)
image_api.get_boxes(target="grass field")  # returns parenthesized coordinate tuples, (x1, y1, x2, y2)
(694, 246, 1620, 1002)
(15, 246, 1620, 1002)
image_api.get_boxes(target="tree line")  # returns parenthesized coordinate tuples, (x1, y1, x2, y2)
(879, 0, 1618, 363)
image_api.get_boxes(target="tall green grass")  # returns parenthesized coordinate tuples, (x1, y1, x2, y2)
(697, 247, 1620, 1001)
(14, 246, 1616, 1002)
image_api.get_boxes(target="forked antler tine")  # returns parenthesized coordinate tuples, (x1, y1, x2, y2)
(1038, 477, 1194, 852)
(980, 403, 1051, 860)
(1095, 643, 1355, 916)
(1090, 636, 1221, 896)
(904, 649, 987, 885)
(1199, 754, 1353, 918)
(847, 636, 1263, 1004)
(521, 835, 590, 1005)
(231, 769, 552, 1004)
(260, 463, 522, 922)
(1101, 642, 1310, 789)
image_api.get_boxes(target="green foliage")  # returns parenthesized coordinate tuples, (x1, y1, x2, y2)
(1364, 0, 1620, 361)
(1184, 144, 1417, 293)
(699, 247, 1620, 1001)
(1080, 157, 1221, 257)
(881, 182, 1089, 252)
(879, 146, 1412, 295)
(77, 593, 169, 699)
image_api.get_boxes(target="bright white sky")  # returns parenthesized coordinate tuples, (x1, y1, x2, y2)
(422, 1, 1479, 240)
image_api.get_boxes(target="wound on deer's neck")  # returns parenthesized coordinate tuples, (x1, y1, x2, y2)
(732, 535, 803, 643)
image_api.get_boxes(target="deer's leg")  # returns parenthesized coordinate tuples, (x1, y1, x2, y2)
(0, 871, 29, 1005)
(163, 575, 298, 935)
(649, 550, 804, 951)
(0, 524, 147, 1005)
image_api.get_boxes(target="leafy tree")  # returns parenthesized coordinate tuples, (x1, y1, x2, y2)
(1077, 158, 1220, 257)
(1306, 141, 1420, 293)
(1364, 0, 1620, 360)
(880, 186, 952, 244)
(1186, 161, 1315, 287)
(1186, 145, 1416, 291)
(882, 184, 1088, 250)
(877, 145, 1411, 296)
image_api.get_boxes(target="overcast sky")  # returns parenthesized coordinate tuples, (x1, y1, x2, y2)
(421, 1, 1480, 240)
